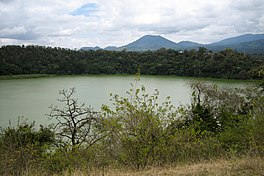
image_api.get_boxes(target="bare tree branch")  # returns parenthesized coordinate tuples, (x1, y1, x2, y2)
(47, 88, 105, 148)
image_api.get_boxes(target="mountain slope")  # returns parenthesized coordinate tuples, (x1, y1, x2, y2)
(212, 34, 264, 45)
(120, 35, 179, 51)
(207, 39, 264, 54)
(178, 41, 203, 49)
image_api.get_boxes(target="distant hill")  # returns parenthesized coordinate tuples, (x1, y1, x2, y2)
(80, 46, 101, 51)
(212, 34, 264, 45)
(119, 35, 179, 51)
(104, 46, 118, 51)
(177, 41, 202, 49)
(207, 39, 264, 54)
(81, 34, 264, 54)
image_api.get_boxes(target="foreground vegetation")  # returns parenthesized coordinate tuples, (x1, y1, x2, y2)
(1, 45, 264, 79)
(0, 77, 263, 175)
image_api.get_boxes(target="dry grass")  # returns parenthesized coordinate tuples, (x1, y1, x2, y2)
(21, 156, 264, 176)
(59, 156, 264, 176)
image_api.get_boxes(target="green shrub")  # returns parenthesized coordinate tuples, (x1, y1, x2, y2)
(101, 78, 177, 169)
(0, 119, 54, 175)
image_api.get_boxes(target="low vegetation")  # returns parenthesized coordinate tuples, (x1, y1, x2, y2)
(0, 77, 263, 175)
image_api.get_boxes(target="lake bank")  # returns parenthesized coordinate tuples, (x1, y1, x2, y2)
(0, 73, 258, 82)
(0, 74, 56, 80)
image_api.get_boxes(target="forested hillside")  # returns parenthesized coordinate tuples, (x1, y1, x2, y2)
(1, 45, 263, 79)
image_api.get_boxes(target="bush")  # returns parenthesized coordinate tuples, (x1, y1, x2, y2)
(101, 78, 177, 169)
(0, 119, 54, 175)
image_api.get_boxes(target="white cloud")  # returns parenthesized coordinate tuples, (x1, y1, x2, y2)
(0, 0, 263, 48)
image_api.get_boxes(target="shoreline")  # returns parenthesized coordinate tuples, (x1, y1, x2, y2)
(0, 74, 257, 83)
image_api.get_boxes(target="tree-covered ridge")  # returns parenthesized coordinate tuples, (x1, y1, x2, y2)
(0, 45, 263, 79)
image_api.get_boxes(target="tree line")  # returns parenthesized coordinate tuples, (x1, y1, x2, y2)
(0, 79, 263, 175)
(0, 45, 263, 79)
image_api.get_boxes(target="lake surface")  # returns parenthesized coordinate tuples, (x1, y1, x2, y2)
(0, 75, 251, 127)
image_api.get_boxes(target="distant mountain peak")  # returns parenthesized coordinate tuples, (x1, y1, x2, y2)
(177, 41, 201, 47)
(140, 34, 162, 38)
(132, 35, 172, 43)
(121, 35, 178, 51)
(104, 46, 118, 51)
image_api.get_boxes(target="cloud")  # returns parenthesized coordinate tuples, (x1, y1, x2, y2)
(0, 0, 14, 4)
(231, 0, 264, 11)
(0, 0, 263, 48)
(0, 26, 39, 40)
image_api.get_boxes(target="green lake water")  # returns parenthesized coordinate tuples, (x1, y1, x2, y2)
(0, 75, 251, 127)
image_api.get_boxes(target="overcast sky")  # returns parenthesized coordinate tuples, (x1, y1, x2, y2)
(0, 0, 263, 48)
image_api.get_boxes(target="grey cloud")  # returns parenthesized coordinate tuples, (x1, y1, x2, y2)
(0, 33, 39, 40)
(229, 0, 264, 33)
(140, 26, 181, 35)
(136, 20, 209, 35)
(0, 27, 39, 40)
(231, 0, 264, 11)
(0, 0, 14, 4)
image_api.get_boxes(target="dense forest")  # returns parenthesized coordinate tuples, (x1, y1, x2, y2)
(0, 45, 263, 79)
